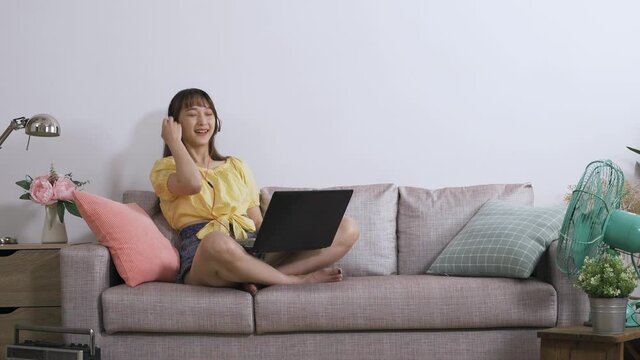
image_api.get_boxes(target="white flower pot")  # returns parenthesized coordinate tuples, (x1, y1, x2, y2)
(41, 204, 68, 244)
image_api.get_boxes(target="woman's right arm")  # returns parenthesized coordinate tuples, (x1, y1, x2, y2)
(162, 117, 202, 196)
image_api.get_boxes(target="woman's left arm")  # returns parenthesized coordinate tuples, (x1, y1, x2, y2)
(247, 207, 263, 232)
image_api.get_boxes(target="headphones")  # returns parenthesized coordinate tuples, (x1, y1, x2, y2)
(215, 117, 221, 134)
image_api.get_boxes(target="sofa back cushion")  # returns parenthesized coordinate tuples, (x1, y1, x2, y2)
(123, 191, 180, 248)
(397, 183, 534, 275)
(260, 184, 398, 276)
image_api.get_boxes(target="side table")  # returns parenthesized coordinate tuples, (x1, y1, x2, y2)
(538, 326, 640, 360)
(0, 243, 66, 360)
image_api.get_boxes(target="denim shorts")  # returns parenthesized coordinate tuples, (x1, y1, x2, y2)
(175, 222, 258, 284)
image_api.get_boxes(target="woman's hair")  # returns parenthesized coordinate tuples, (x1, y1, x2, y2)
(163, 88, 228, 161)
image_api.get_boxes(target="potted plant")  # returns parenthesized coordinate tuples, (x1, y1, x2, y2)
(575, 252, 638, 334)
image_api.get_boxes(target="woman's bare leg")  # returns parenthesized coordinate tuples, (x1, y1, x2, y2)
(268, 216, 360, 276)
(184, 231, 342, 289)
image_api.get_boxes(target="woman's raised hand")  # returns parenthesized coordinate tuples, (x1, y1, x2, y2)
(161, 116, 182, 146)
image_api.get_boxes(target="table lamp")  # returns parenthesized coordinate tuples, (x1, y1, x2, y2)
(0, 114, 60, 150)
(0, 114, 60, 244)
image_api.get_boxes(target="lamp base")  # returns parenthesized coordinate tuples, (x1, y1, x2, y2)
(0, 236, 17, 245)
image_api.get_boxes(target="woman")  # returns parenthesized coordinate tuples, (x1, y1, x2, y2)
(150, 88, 360, 294)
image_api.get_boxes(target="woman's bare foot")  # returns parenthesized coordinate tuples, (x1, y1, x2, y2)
(242, 283, 259, 296)
(240, 268, 343, 293)
(297, 267, 343, 284)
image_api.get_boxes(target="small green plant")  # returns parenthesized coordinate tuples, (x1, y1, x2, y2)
(575, 252, 638, 298)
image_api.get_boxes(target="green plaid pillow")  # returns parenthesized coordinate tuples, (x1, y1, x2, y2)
(427, 200, 565, 278)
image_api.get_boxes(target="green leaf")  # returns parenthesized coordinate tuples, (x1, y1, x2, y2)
(15, 180, 31, 190)
(72, 180, 89, 188)
(64, 201, 82, 218)
(19, 193, 31, 200)
(627, 146, 640, 155)
(606, 248, 619, 256)
(57, 201, 65, 223)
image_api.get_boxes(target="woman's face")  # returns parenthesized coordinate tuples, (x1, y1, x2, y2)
(178, 104, 216, 149)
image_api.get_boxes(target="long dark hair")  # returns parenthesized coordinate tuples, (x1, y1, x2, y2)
(162, 88, 228, 161)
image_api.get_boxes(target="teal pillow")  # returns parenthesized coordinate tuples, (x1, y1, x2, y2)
(427, 200, 565, 278)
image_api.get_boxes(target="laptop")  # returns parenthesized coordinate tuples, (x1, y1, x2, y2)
(237, 189, 353, 254)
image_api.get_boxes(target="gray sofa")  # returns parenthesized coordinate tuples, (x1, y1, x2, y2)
(61, 183, 589, 360)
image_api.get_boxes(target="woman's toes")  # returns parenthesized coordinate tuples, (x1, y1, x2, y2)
(242, 283, 259, 295)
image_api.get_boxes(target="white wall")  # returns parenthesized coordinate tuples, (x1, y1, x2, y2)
(1, 0, 639, 244)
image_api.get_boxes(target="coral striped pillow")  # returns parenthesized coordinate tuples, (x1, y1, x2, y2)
(73, 191, 179, 286)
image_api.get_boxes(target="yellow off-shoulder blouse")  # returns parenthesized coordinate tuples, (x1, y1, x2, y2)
(149, 156, 260, 240)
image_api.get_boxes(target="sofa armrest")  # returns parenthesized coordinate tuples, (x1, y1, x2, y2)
(60, 243, 118, 343)
(535, 240, 589, 327)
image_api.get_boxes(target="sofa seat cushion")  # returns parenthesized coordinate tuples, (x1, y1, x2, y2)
(102, 283, 254, 335)
(254, 275, 556, 334)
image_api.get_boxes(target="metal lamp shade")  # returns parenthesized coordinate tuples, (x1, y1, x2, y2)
(25, 114, 60, 137)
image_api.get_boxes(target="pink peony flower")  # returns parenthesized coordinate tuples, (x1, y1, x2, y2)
(53, 178, 77, 201)
(29, 176, 56, 205)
